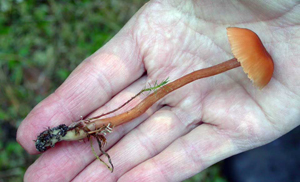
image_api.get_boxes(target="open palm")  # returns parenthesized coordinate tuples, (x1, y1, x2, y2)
(18, 1, 300, 181)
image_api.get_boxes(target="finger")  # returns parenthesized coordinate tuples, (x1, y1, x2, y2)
(119, 124, 237, 181)
(17, 28, 144, 154)
(23, 59, 197, 182)
(23, 77, 159, 182)
(72, 109, 187, 181)
(72, 88, 205, 181)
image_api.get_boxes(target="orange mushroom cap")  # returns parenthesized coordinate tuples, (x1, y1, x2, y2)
(227, 27, 274, 89)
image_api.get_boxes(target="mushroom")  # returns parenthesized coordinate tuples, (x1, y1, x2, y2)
(36, 27, 275, 154)
(227, 27, 274, 89)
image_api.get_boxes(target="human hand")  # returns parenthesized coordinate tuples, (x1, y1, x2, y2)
(17, 0, 300, 181)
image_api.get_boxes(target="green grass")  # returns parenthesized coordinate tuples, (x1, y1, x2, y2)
(0, 1, 227, 181)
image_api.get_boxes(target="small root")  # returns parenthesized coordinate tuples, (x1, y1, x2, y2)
(89, 135, 114, 173)
(87, 123, 114, 172)
(88, 123, 114, 136)
(96, 136, 114, 172)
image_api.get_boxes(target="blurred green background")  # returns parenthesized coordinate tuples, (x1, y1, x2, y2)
(0, 1, 226, 181)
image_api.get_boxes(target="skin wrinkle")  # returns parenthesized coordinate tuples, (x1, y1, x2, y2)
(175, 56, 200, 77)
(149, 157, 170, 182)
(267, 25, 298, 43)
(172, 0, 299, 25)
(201, 72, 245, 120)
(144, 44, 171, 74)
(71, 140, 117, 181)
(135, 126, 159, 157)
(151, 61, 176, 78)
(151, 64, 190, 101)
(52, 147, 82, 180)
(105, 92, 142, 117)
(268, 53, 300, 97)
(169, 0, 244, 25)
(90, 75, 157, 118)
(82, 59, 113, 99)
(30, 103, 60, 128)
(169, 106, 201, 136)
(272, 76, 300, 100)
(201, 83, 243, 121)
(168, 90, 205, 128)
(147, 5, 181, 32)
(239, 86, 276, 136)
(210, 124, 243, 154)
(136, 13, 154, 56)
(168, 107, 196, 133)
(175, 17, 235, 63)
(184, 98, 207, 128)
(236, 119, 264, 150)
(239, 1, 299, 24)
(210, 116, 255, 153)
(135, 5, 183, 69)
(164, 87, 190, 107)
(52, 91, 77, 122)
(108, 121, 128, 140)
(100, 36, 144, 93)
(103, 172, 118, 182)
(29, 155, 48, 177)
(132, 35, 145, 74)
(69, 146, 98, 181)
(178, 136, 204, 172)
(70, 144, 113, 181)
(50, 160, 71, 181)
(123, 31, 145, 74)
(92, 158, 120, 181)
(179, 19, 212, 46)
(166, 0, 196, 19)
(90, 88, 144, 118)
(180, 48, 205, 66)
(27, 153, 67, 181)
(52, 60, 114, 123)
(44, 109, 66, 127)
(140, 13, 161, 42)
(19, 120, 38, 151)
(63, 140, 92, 161)
(82, 54, 145, 117)
(248, 77, 300, 131)
(169, 107, 192, 131)
(77, 166, 117, 182)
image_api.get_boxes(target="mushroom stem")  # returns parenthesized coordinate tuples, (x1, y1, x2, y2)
(92, 58, 241, 128)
